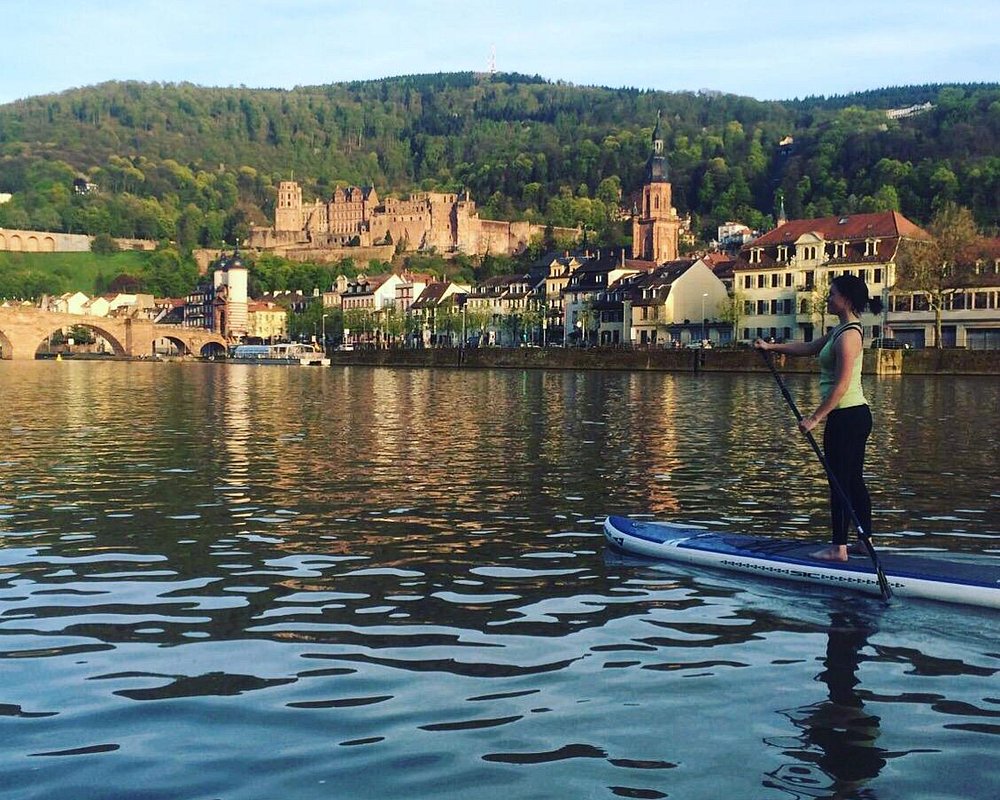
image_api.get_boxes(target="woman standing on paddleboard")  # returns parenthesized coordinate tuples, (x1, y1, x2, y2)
(755, 275, 884, 562)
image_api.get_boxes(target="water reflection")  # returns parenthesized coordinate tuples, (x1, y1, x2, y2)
(765, 609, 889, 799)
(0, 363, 997, 800)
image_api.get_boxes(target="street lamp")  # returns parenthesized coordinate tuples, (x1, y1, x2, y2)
(321, 313, 329, 354)
(702, 293, 708, 344)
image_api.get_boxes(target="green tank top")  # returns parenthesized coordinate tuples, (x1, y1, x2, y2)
(818, 322, 866, 408)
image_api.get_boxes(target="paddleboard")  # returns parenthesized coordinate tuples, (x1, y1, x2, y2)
(604, 515, 1000, 609)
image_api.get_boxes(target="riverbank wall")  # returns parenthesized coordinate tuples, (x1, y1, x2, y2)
(327, 347, 999, 376)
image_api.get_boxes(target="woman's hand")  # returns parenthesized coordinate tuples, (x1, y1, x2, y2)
(753, 338, 770, 351)
(799, 414, 820, 434)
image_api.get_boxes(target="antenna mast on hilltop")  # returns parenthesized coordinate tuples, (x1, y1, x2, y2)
(488, 45, 496, 75)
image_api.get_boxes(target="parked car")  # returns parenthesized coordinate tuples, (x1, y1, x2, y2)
(871, 338, 908, 350)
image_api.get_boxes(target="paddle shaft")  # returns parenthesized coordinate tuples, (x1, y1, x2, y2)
(759, 350, 893, 600)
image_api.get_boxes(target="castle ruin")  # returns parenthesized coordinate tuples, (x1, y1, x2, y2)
(248, 181, 576, 258)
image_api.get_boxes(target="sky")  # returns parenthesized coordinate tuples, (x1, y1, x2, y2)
(2, 0, 997, 105)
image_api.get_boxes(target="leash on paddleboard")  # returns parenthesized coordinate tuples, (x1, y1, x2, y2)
(759, 349, 893, 601)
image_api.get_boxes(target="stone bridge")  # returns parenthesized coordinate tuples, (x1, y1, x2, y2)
(0, 306, 227, 360)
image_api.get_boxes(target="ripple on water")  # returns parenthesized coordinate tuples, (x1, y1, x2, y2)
(0, 366, 997, 799)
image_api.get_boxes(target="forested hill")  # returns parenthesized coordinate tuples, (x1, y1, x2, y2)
(0, 73, 997, 249)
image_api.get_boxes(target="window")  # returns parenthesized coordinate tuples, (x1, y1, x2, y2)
(771, 273, 779, 288)
(785, 272, 793, 287)
(757, 274, 766, 288)
(744, 275, 752, 289)
(874, 268, 882, 284)
(757, 300, 767, 314)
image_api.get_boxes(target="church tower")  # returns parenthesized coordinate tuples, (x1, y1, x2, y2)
(632, 111, 680, 264)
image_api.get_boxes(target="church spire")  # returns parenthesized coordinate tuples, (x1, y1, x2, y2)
(646, 110, 669, 182)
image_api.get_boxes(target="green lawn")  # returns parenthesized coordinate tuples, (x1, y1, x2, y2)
(0, 251, 153, 296)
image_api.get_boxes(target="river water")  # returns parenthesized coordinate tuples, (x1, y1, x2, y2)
(1, 361, 997, 800)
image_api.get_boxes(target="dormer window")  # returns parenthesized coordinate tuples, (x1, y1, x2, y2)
(750, 248, 761, 264)
(777, 245, 788, 261)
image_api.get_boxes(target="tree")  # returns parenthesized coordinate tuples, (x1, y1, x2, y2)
(718, 289, 746, 343)
(342, 307, 372, 345)
(895, 204, 982, 348)
(380, 302, 406, 346)
(464, 307, 491, 341)
(521, 306, 544, 345)
(143, 247, 200, 297)
(287, 297, 326, 343)
(499, 309, 522, 346)
(91, 233, 120, 254)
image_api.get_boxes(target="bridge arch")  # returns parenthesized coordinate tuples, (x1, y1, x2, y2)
(197, 340, 228, 358)
(152, 333, 227, 358)
(35, 321, 128, 356)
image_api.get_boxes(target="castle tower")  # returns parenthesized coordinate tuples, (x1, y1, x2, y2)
(632, 111, 680, 263)
(275, 180, 303, 232)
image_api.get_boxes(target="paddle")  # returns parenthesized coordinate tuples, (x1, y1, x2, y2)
(758, 349, 893, 601)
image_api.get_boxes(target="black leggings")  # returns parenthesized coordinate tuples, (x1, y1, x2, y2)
(822, 405, 873, 545)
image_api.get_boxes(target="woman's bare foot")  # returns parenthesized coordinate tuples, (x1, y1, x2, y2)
(848, 541, 871, 555)
(811, 545, 849, 562)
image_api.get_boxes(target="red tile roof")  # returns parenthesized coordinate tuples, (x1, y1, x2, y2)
(749, 211, 928, 247)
